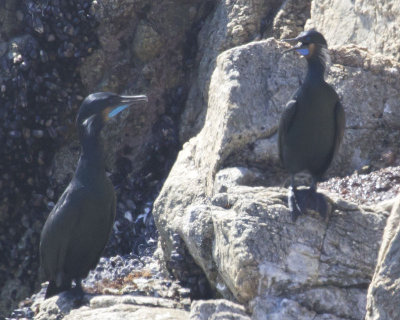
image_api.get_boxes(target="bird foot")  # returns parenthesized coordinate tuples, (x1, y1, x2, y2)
(311, 191, 328, 219)
(288, 188, 305, 221)
(288, 187, 328, 221)
(65, 281, 85, 306)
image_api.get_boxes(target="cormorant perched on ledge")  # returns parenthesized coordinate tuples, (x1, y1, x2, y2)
(40, 92, 147, 298)
(278, 30, 345, 221)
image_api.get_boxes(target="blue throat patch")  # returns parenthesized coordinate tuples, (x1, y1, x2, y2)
(108, 105, 129, 118)
(296, 48, 309, 56)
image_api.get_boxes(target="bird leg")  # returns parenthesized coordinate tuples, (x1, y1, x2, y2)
(288, 186, 302, 221)
(45, 279, 71, 299)
(312, 191, 328, 218)
(69, 278, 85, 302)
(288, 175, 308, 221)
(310, 177, 317, 192)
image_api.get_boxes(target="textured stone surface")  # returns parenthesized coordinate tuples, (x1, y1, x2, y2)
(75, 0, 216, 180)
(366, 195, 400, 320)
(0, 0, 23, 41)
(306, 0, 400, 61)
(32, 294, 188, 320)
(155, 38, 304, 264)
(190, 299, 250, 320)
(271, 0, 311, 39)
(180, 0, 283, 142)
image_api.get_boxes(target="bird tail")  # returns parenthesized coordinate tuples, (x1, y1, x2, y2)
(45, 280, 71, 299)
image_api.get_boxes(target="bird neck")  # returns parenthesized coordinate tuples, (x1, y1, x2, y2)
(80, 134, 105, 164)
(305, 55, 326, 82)
(76, 122, 107, 181)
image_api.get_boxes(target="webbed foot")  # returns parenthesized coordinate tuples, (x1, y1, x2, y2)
(288, 187, 328, 221)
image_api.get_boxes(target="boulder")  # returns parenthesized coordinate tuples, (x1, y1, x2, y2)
(366, 195, 400, 320)
(189, 299, 250, 320)
(32, 294, 188, 320)
(0, 0, 23, 41)
(271, 0, 311, 39)
(306, 0, 400, 61)
(180, 0, 284, 142)
(153, 38, 399, 318)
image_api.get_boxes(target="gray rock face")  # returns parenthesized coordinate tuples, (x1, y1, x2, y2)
(33, 294, 188, 320)
(306, 0, 400, 61)
(190, 299, 250, 320)
(73, 0, 217, 181)
(366, 195, 400, 320)
(179, 0, 284, 142)
(271, 0, 311, 39)
(153, 38, 398, 318)
(0, 0, 23, 41)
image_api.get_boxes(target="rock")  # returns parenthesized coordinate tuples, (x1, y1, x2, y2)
(153, 38, 397, 318)
(251, 296, 340, 320)
(65, 306, 187, 320)
(0, 0, 23, 41)
(32, 294, 188, 320)
(214, 167, 267, 194)
(75, 0, 220, 178)
(189, 299, 250, 320)
(180, 0, 284, 142)
(366, 195, 400, 320)
(305, 0, 400, 61)
(0, 279, 31, 319)
(320, 167, 400, 206)
(78, 50, 106, 91)
(271, 0, 311, 39)
(132, 22, 163, 62)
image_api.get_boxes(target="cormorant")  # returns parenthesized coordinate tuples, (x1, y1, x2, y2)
(278, 30, 345, 221)
(40, 92, 148, 298)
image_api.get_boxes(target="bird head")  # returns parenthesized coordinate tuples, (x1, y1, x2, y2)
(281, 30, 328, 59)
(76, 92, 148, 135)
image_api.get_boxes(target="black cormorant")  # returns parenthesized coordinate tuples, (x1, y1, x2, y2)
(40, 92, 147, 298)
(278, 30, 345, 221)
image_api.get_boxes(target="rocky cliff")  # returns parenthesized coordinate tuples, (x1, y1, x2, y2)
(3, 0, 400, 319)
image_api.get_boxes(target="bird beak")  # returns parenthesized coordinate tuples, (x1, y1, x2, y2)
(280, 36, 300, 43)
(281, 41, 309, 56)
(119, 94, 148, 104)
(282, 46, 298, 54)
(107, 94, 148, 118)
(281, 36, 305, 54)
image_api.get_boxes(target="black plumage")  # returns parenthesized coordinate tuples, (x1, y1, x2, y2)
(40, 92, 147, 298)
(278, 30, 345, 221)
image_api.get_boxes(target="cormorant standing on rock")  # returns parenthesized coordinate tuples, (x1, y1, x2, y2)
(40, 92, 148, 298)
(278, 30, 345, 221)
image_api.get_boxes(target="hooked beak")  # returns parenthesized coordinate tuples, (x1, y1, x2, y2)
(107, 94, 148, 118)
